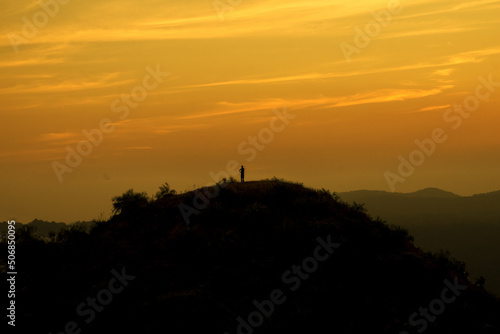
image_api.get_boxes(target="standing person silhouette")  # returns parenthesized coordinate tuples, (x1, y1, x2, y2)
(239, 165, 245, 182)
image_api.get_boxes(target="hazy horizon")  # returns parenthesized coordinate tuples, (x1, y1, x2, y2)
(4, 181, 499, 223)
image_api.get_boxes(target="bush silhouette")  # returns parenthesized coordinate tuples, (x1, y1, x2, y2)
(154, 182, 177, 200)
(112, 188, 149, 214)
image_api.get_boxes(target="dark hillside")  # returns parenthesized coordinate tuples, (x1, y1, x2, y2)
(2, 180, 499, 334)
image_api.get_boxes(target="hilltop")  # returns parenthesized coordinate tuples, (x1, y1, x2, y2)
(2, 179, 499, 334)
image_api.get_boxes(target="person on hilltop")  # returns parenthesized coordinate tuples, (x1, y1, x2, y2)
(239, 165, 245, 183)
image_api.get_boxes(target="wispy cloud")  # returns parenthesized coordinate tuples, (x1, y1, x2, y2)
(2, 1, 40, 17)
(0, 57, 65, 68)
(418, 104, 451, 112)
(379, 26, 483, 41)
(38, 132, 78, 142)
(125, 146, 153, 150)
(179, 87, 445, 120)
(452, 0, 500, 11)
(182, 73, 327, 89)
(36, 132, 82, 146)
(178, 47, 498, 92)
(0, 73, 133, 95)
(433, 68, 455, 77)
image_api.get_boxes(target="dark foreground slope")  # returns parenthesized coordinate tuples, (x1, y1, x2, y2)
(2, 180, 499, 334)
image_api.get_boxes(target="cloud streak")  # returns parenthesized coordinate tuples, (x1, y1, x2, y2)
(0, 73, 134, 95)
(177, 47, 500, 91)
(179, 87, 445, 120)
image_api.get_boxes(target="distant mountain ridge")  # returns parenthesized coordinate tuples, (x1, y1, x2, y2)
(340, 187, 499, 199)
(338, 188, 500, 225)
(338, 187, 500, 296)
(404, 187, 461, 198)
(0, 219, 94, 238)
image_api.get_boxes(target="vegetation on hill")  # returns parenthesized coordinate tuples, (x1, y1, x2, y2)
(1, 179, 499, 333)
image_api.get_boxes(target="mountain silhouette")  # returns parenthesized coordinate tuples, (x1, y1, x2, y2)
(0, 219, 94, 238)
(2, 179, 499, 333)
(339, 188, 500, 296)
(339, 187, 461, 200)
(404, 188, 461, 199)
(338, 188, 500, 225)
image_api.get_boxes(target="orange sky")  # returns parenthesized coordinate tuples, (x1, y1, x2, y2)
(1, 0, 500, 222)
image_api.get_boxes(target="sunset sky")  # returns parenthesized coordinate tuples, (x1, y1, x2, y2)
(1, 0, 500, 223)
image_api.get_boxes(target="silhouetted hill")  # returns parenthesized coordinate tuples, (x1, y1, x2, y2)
(341, 188, 461, 200)
(339, 189, 500, 224)
(405, 188, 461, 199)
(339, 188, 500, 296)
(2, 180, 499, 334)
